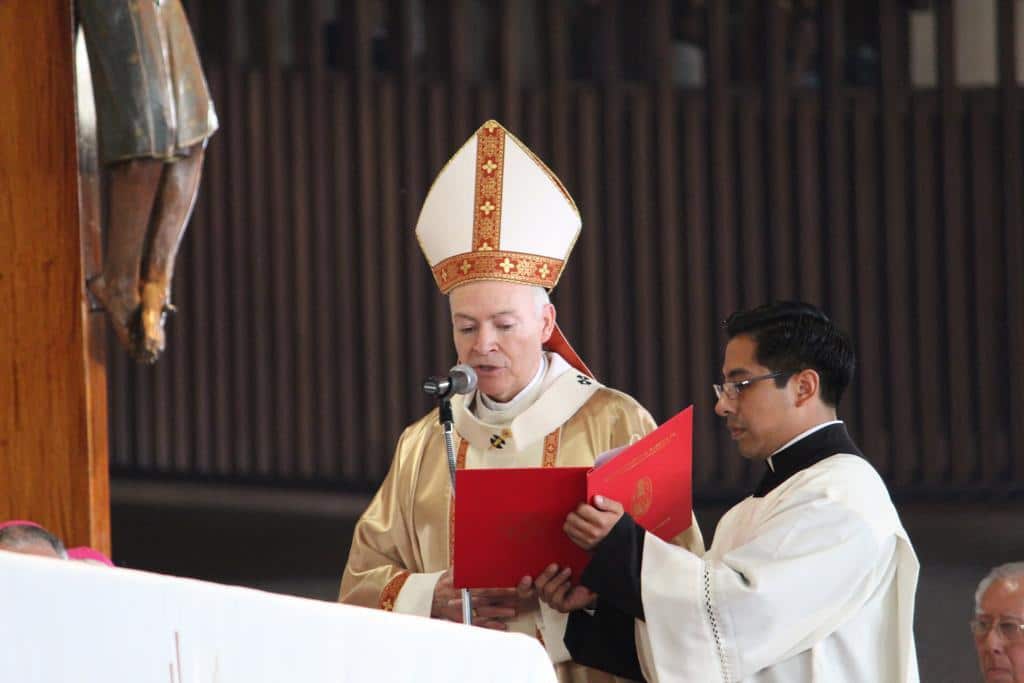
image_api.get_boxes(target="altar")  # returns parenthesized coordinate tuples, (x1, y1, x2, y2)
(0, 552, 557, 683)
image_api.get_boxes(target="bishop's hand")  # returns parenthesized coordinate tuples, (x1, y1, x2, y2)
(431, 568, 518, 630)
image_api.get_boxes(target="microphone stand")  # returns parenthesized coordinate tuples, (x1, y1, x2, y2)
(439, 396, 473, 626)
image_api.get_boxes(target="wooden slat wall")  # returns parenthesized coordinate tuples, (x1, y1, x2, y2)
(911, 92, 947, 486)
(999, 0, 1024, 492)
(936, 1, 974, 487)
(107, 1, 1024, 499)
(878, 0, 915, 486)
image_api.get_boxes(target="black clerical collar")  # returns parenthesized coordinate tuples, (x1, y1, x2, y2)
(753, 422, 863, 497)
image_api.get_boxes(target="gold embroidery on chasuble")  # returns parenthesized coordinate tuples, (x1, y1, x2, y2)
(448, 439, 470, 564)
(490, 428, 512, 450)
(542, 430, 561, 468)
(379, 571, 411, 611)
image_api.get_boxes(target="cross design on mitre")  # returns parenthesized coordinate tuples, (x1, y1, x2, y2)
(538, 263, 550, 279)
(499, 257, 515, 274)
(480, 201, 496, 216)
(482, 159, 497, 174)
(460, 260, 472, 274)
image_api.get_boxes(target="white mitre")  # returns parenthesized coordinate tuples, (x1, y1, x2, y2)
(414, 119, 590, 375)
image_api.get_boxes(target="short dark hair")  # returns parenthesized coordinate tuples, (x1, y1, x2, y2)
(724, 301, 855, 407)
(0, 524, 67, 558)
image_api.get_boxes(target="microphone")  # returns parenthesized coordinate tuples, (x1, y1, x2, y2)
(422, 364, 478, 399)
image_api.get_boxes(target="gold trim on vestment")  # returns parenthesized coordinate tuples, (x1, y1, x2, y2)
(432, 250, 564, 293)
(472, 121, 505, 252)
(379, 570, 411, 611)
(542, 430, 561, 467)
(505, 127, 578, 216)
(448, 438, 471, 564)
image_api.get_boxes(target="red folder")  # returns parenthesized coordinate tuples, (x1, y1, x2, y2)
(453, 406, 693, 589)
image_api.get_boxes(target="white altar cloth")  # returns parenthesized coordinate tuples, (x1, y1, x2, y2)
(0, 551, 557, 683)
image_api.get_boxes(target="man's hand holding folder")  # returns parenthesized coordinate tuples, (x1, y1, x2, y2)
(453, 406, 694, 589)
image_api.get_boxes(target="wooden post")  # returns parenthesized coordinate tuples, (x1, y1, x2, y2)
(0, 0, 110, 554)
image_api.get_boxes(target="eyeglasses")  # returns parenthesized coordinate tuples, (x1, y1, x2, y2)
(713, 371, 790, 401)
(970, 617, 1024, 642)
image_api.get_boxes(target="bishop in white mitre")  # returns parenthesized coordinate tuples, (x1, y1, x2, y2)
(339, 120, 703, 683)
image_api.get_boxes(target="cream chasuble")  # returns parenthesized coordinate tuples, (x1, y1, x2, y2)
(340, 353, 704, 682)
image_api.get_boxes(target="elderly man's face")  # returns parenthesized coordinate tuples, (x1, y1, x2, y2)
(449, 281, 555, 402)
(976, 578, 1024, 683)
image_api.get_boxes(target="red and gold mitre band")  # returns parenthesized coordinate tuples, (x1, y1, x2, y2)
(432, 250, 565, 294)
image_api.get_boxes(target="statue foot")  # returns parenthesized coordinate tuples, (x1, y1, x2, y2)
(138, 281, 175, 364)
(88, 274, 141, 356)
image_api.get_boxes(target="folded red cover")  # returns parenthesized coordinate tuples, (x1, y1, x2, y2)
(453, 406, 693, 589)
(586, 405, 693, 542)
(453, 466, 591, 589)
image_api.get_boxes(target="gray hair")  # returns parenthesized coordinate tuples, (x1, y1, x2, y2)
(975, 562, 1024, 613)
(0, 524, 68, 559)
(448, 284, 552, 316)
(531, 285, 552, 313)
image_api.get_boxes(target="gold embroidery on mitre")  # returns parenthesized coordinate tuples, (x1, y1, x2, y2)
(379, 571, 411, 611)
(472, 122, 505, 252)
(431, 250, 564, 293)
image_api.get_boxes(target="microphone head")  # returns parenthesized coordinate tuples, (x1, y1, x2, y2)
(448, 364, 478, 395)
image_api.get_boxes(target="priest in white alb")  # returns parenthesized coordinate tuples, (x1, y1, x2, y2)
(338, 119, 703, 682)
(536, 301, 920, 682)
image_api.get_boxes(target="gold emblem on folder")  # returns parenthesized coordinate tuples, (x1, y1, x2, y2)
(631, 477, 653, 517)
